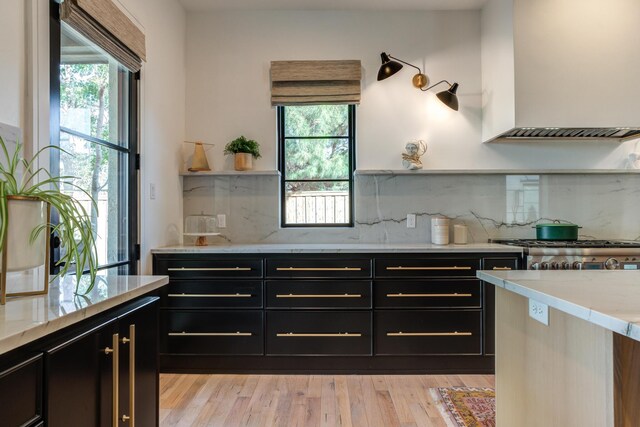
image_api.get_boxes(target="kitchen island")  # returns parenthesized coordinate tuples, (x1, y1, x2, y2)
(479, 270, 640, 427)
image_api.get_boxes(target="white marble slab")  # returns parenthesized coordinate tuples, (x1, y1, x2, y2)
(152, 243, 523, 254)
(0, 275, 168, 355)
(478, 270, 640, 342)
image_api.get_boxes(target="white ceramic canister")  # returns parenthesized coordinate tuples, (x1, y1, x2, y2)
(431, 217, 450, 245)
(453, 224, 468, 245)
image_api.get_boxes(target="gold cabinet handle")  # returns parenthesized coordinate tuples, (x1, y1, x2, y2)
(276, 293, 362, 298)
(386, 331, 472, 337)
(276, 267, 362, 271)
(168, 293, 253, 298)
(492, 266, 512, 270)
(105, 333, 119, 427)
(124, 324, 135, 426)
(386, 293, 472, 298)
(169, 331, 252, 336)
(276, 332, 362, 337)
(385, 266, 472, 271)
(167, 267, 252, 271)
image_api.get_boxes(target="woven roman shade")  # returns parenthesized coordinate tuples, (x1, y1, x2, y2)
(60, 0, 146, 73)
(270, 60, 361, 106)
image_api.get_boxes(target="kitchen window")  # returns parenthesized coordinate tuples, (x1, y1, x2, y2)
(277, 105, 355, 227)
(50, 4, 139, 276)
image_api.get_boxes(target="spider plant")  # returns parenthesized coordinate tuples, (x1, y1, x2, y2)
(0, 135, 98, 294)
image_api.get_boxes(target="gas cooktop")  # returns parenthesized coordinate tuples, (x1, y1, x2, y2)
(490, 239, 640, 249)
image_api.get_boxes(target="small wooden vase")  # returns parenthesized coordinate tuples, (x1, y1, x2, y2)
(234, 153, 253, 171)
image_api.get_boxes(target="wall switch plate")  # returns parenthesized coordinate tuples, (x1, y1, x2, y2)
(149, 183, 156, 200)
(217, 214, 227, 228)
(529, 298, 549, 325)
(406, 214, 416, 228)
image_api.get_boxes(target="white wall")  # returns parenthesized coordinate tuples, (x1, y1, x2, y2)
(116, 0, 187, 273)
(0, 1, 25, 131)
(186, 9, 639, 171)
(1, 0, 186, 274)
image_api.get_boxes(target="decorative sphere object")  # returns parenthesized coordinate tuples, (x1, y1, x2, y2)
(401, 140, 427, 170)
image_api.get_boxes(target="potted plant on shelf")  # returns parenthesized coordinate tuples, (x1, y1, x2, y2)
(224, 136, 261, 171)
(0, 135, 98, 302)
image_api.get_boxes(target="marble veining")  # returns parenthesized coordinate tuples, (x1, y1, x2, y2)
(152, 242, 523, 254)
(0, 275, 168, 355)
(478, 270, 640, 342)
(182, 173, 640, 244)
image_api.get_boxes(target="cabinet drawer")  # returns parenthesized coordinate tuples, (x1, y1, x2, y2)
(155, 258, 263, 278)
(374, 280, 481, 308)
(0, 354, 43, 427)
(162, 310, 263, 355)
(374, 310, 482, 355)
(162, 280, 263, 308)
(266, 280, 371, 309)
(483, 257, 519, 271)
(375, 258, 479, 278)
(266, 258, 372, 278)
(266, 311, 372, 355)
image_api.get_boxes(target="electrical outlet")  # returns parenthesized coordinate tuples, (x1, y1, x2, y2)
(217, 214, 227, 228)
(149, 183, 156, 200)
(406, 214, 416, 228)
(529, 298, 549, 325)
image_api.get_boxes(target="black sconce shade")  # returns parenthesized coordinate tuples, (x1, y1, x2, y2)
(436, 82, 459, 111)
(377, 52, 403, 81)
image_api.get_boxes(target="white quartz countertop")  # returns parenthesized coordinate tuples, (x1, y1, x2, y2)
(152, 243, 522, 254)
(478, 270, 640, 342)
(0, 275, 168, 355)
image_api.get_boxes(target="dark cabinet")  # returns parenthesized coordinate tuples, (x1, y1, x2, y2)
(46, 297, 158, 427)
(0, 354, 43, 427)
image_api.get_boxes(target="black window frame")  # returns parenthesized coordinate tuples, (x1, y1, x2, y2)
(49, 0, 139, 276)
(277, 104, 356, 228)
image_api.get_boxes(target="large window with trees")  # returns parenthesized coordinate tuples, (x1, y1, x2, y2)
(50, 11, 138, 276)
(278, 105, 355, 227)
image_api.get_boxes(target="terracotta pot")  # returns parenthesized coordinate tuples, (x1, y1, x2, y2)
(234, 153, 253, 171)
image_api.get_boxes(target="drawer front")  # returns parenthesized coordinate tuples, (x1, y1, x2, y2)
(155, 258, 263, 278)
(162, 280, 263, 308)
(483, 257, 519, 271)
(375, 310, 482, 355)
(162, 310, 263, 355)
(375, 258, 480, 278)
(266, 311, 372, 355)
(266, 258, 372, 279)
(374, 280, 481, 309)
(0, 354, 43, 427)
(266, 280, 372, 309)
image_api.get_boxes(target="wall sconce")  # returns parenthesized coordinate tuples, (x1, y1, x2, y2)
(377, 52, 460, 111)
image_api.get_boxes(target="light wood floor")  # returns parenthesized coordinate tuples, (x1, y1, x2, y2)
(159, 373, 494, 427)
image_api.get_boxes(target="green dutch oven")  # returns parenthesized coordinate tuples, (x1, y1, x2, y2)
(534, 223, 581, 241)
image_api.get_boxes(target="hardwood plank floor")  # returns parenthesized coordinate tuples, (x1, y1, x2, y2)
(160, 374, 494, 427)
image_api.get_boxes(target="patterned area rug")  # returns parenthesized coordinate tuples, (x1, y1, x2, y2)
(429, 387, 496, 427)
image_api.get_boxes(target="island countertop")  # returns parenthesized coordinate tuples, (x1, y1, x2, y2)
(478, 270, 640, 342)
(0, 275, 168, 355)
(152, 242, 522, 254)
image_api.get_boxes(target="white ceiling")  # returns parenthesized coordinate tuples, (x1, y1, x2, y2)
(178, 0, 488, 12)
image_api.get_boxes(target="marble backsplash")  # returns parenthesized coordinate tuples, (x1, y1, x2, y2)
(182, 173, 640, 244)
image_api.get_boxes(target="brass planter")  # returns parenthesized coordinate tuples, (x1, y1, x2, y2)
(234, 153, 253, 171)
(1, 196, 51, 305)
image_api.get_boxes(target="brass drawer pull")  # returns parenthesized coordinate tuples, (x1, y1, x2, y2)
(276, 293, 362, 298)
(386, 293, 472, 298)
(167, 267, 252, 271)
(276, 332, 362, 337)
(169, 331, 252, 336)
(492, 266, 512, 270)
(168, 293, 253, 298)
(385, 266, 472, 271)
(276, 267, 363, 271)
(387, 331, 472, 337)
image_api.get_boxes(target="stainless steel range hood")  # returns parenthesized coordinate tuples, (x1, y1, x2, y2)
(481, 0, 640, 143)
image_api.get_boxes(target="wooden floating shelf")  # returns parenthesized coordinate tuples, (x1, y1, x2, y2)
(179, 170, 280, 177)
